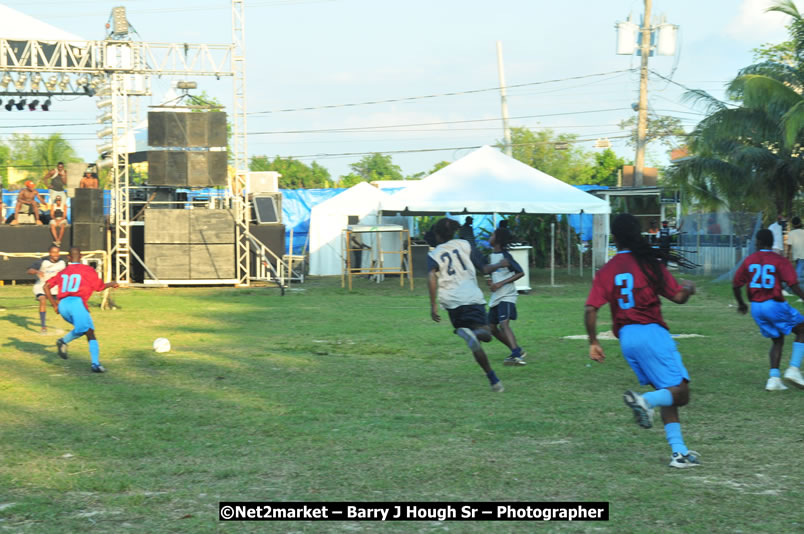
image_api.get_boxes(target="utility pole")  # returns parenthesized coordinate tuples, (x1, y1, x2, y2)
(496, 41, 512, 157)
(635, 0, 652, 187)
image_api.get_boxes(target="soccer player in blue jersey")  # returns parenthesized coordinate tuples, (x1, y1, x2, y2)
(428, 218, 508, 392)
(487, 226, 526, 365)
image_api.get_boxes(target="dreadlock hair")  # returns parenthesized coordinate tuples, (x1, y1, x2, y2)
(611, 214, 697, 291)
(494, 226, 514, 250)
(433, 218, 460, 245)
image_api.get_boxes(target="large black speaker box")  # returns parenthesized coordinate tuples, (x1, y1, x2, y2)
(72, 188, 105, 222)
(147, 151, 227, 187)
(72, 221, 106, 251)
(148, 111, 227, 148)
(0, 226, 72, 280)
(249, 224, 285, 268)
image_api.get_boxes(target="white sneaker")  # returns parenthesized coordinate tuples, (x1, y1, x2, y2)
(623, 390, 654, 429)
(765, 377, 788, 391)
(783, 367, 804, 389)
(783, 290, 792, 297)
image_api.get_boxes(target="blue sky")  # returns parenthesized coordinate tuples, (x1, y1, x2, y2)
(0, 0, 797, 180)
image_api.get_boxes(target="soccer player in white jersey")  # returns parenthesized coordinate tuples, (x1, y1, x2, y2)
(26, 245, 66, 333)
(427, 218, 508, 392)
(487, 226, 526, 365)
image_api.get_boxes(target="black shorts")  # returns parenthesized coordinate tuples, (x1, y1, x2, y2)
(447, 304, 488, 330)
(488, 301, 517, 324)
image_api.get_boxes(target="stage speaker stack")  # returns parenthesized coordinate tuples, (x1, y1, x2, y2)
(250, 193, 282, 225)
(147, 111, 228, 187)
(71, 188, 106, 251)
(144, 209, 235, 280)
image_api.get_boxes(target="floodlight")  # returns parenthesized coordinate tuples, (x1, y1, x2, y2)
(46, 76, 59, 91)
(0, 73, 11, 89)
(15, 99, 26, 111)
(177, 81, 197, 90)
(97, 98, 112, 109)
(58, 76, 70, 90)
(28, 99, 39, 111)
(76, 76, 89, 86)
(97, 143, 113, 153)
(15, 74, 27, 90)
(97, 111, 113, 123)
(97, 127, 113, 138)
(42, 99, 51, 111)
(111, 6, 129, 35)
(30, 73, 42, 91)
(5, 99, 14, 111)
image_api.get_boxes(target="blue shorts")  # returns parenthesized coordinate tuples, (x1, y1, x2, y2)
(750, 299, 804, 338)
(619, 323, 690, 389)
(447, 304, 488, 330)
(58, 296, 94, 335)
(488, 301, 517, 324)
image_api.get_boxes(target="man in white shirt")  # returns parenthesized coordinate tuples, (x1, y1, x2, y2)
(769, 215, 785, 255)
(26, 245, 66, 333)
(787, 217, 804, 283)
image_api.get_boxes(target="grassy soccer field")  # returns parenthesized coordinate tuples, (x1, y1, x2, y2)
(0, 272, 802, 533)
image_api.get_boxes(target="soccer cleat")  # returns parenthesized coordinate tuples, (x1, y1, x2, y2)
(623, 390, 654, 429)
(40, 327, 48, 334)
(765, 377, 788, 391)
(456, 328, 481, 352)
(91, 364, 106, 373)
(56, 339, 68, 359)
(503, 356, 526, 366)
(669, 450, 701, 469)
(490, 380, 504, 393)
(783, 367, 804, 389)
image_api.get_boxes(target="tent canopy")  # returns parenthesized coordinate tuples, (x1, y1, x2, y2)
(381, 145, 610, 215)
(0, 5, 86, 41)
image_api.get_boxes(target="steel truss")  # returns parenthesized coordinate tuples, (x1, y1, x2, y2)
(0, 1, 260, 286)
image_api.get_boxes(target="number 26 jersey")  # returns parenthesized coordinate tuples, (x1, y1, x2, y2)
(733, 250, 797, 303)
(428, 239, 485, 310)
(585, 251, 682, 338)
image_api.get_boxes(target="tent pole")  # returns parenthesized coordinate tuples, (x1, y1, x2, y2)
(567, 218, 571, 274)
(551, 222, 555, 287)
(579, 211, 584, 278)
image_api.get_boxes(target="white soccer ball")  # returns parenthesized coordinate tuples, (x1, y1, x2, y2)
(153, 338, 171, 353)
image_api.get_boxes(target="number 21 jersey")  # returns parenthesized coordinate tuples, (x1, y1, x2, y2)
(585, 251, 682, 338)
(428, 239, 485, 309)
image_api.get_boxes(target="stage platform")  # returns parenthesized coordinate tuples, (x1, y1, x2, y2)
(0, 225, 73, 281)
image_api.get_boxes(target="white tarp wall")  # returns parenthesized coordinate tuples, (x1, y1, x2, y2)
(309, 182, 404, 276)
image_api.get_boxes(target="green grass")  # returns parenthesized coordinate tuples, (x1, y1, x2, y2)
(0, 271, 802, 533)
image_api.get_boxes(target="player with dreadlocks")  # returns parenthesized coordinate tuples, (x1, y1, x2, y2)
(584, 214, 700, 469)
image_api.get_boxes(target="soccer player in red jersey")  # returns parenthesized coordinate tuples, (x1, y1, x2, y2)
(585, 214, 699, 469)
(44, 247, 119, 373)
(733, 229, 804, 391)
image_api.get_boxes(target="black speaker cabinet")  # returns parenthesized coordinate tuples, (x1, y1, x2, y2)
(72, 221, 106, 251)
(148, 151, 227, 187)
(250, 193, 282, 224)
(148, 111, 228, 148)
(72, 188, 105, 222)
(249, 224, 285, 268)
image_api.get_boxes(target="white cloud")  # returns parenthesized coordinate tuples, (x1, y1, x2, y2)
(725, 0, 799, 42)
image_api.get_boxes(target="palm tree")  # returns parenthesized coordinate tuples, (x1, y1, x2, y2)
(667, 0, 804, 219)
(33, 134, 79, 175)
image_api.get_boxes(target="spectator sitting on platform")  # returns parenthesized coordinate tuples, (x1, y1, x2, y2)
(647, 220, 659, 234)
(46, 162, 68, 206)
(11, 181, 46, 226)
(80, 171, 99, 189)
(49, 196, 68, 246)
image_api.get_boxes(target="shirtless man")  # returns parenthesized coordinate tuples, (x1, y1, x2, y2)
(11, 181, 46, 225)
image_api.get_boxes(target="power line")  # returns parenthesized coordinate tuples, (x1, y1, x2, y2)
(248, 70, 636, 115)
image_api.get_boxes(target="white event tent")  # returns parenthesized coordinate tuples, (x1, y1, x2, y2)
(381, 145, 610, 215)
(309, 182, 409, 276)
(0, 5, 86, 41)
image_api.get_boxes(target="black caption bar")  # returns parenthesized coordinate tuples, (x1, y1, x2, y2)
(219, 502, 609, 521)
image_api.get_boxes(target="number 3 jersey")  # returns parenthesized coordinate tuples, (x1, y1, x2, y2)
(585, 251, 682, 338)
(45, 263, 106, 310)
(733, 250, 797, 303)
(428, 239, 485, 310)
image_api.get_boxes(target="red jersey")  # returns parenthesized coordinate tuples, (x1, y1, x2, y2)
(733, 250, 797, 303)
(586, 251, 682, 337)
(45, 263, 106, 310)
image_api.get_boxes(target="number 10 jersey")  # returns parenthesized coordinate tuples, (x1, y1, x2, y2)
(428, 239, 485, 310)
(585, 251, 682, 338)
